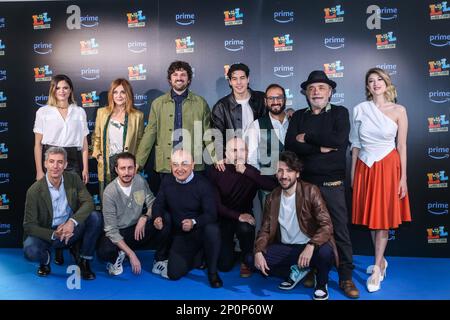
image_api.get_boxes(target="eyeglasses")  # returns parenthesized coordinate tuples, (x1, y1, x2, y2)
(265, 96, 285, 102)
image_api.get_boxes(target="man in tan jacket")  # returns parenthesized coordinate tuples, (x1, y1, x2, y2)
(252, 151, 337, 300)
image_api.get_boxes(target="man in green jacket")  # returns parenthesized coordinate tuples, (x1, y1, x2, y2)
(136, 61, 215, 177)
(23, 147, 103, 280)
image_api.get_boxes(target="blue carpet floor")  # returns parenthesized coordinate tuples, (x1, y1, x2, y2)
(1, 248, 449, 300)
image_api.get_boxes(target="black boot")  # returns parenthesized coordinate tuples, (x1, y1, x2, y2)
(69, 242, 81, 264)
(37, 264, 51, 277)
(208, 272, 223, 288)
(54, 248, 64, 265)
(79, 258, 96, 280)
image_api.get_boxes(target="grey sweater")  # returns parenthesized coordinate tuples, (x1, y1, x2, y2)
(102, 174, 155, 244)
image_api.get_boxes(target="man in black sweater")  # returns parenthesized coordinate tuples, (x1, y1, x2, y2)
(152, 149, 222, 288)
(285, 70, 359, 299)
(208, 137, 277, 277)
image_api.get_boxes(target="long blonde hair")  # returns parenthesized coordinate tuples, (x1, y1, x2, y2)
(46, 74, 76, 107)
(365, 67, 397, 103)
(106, 78, 136, 113)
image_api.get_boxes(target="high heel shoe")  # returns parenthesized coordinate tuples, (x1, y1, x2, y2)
(366, 265, 381, 293)
(366, 257, 388, 276)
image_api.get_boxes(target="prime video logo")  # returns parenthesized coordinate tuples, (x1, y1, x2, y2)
(224, 39, 244, 52)
(0, 70, 5, 81)
(81, 68, 100, 80)
(81, 15, 99, 28)
(429, 34, 450, 47)
(428, 202, 449, 215)
(428, 146, 450, 159)
(88, 172, 98, 184)
(324, 36, 345, 49)
(0, 172, 10, 184)
(33, 42, 52, 55)
(134, 93, 148, 107)
(128, 41, 147, 54)
(273, 65, 294, 78)
(35, 94, 48, 107)
(429, 90, 450, 103)
(377, 7, 398, 20)
(0, 223, 11, 235)
(273, 10, 294, 23)
(331, 92, 344, 104)
(0, 121, 8, 133)
(87, 119, 95, 132)
(176, 13, 195, 25)
(376, 63, 397, 75)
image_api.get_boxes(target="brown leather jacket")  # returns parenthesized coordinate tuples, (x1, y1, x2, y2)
(254, 180, 339, 266)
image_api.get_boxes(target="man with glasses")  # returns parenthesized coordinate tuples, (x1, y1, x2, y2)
(246, 83, 290, 176)
(285, 70, 359, 299)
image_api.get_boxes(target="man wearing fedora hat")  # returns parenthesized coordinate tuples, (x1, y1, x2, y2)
(285, 70, 359, 299)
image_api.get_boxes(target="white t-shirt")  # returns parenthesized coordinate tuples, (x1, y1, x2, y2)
(33, 104, 89, 148)
(236, 98, 254, 133)
(279, 192, 310, 245)
(117, 179, 132, 197)
(108, 119, 124, 156)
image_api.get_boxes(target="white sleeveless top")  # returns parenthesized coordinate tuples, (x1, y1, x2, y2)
(350, 101, 397, 168)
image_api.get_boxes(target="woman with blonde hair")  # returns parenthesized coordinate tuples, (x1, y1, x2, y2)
(350, 68, 411, 293)
(92, 78, 144, 195)
(34, 74, 89, 183)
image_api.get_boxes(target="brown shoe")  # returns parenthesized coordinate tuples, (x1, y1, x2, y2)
(302, 269, 315, 288)
(339, 280, 360, 299)
(240, 263, 252, 278)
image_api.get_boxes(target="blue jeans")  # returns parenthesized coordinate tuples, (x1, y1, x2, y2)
(23, 211, 103, 264)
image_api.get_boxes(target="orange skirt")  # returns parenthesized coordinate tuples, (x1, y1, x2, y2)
(352, 149, 411, 229)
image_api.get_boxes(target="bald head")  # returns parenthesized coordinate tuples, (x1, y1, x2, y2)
(225, 137, 248, 164)
(171, 149, 194, 181)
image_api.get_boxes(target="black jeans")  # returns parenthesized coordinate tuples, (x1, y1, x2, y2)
(167, 223, 220, 280)
(318, 185, 354, 280)
(218, 218, 255, 272)
(97, 217, 170, 263)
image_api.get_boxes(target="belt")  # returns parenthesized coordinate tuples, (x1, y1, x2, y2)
(322, 180, 343, 187)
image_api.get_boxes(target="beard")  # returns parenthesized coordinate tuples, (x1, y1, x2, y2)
(269, 103, 286, 115)
(278, 178, 296, 190)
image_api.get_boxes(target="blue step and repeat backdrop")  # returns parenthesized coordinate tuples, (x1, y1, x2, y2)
(0, 0, 449, 257)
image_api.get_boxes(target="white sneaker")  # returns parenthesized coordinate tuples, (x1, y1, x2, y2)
(107, 250, 126, 276)
(152, 259, 168, 278)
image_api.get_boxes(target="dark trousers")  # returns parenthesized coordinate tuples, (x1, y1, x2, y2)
(247, 242, 334, 287)
(42, 144, 83, 177)
(167, 223, 220, 280)
(97, 217, 171, 263)
(318, 185, 354, 280)
(23, 211, 103, 264)
(218, 218, 255, 272)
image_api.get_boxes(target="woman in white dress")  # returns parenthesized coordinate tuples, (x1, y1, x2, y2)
(350, 68, 411, 293)
(34, 74, 89, 184)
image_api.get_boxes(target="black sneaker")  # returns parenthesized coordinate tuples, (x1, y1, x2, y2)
(313, 284, 329, 300)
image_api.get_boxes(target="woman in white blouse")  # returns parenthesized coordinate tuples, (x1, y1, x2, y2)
(34, 74, 89, 183)
(350, 68, 411, 293)
(91, 78, 144, 196)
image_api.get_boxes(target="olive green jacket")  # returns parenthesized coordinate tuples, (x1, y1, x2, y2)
(136, 91, 214, 173)
(23, 172, 94, 242)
